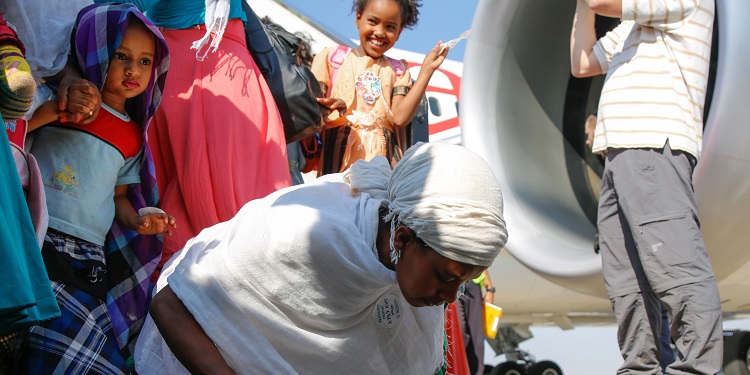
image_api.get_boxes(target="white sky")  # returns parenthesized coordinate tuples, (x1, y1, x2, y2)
(484, 318, 750, 374)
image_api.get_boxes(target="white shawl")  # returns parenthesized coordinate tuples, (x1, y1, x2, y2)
(135, 173, 445, 374)
(136, 142, 508, 374)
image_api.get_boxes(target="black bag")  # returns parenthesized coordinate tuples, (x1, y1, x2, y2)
(242, 2, 324, 144)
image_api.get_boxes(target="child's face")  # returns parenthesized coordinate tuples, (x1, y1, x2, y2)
(102, 21, 155, 105)
(355, 0, 403, 58)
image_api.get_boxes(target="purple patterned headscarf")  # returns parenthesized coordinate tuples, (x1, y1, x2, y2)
(73, 3, 169, 352)
(74, 2, 169, 127)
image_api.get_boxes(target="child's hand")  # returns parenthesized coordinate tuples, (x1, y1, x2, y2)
(316, 97, 347, 117)
(133, 213, 177, 236)
(58, 79, 101, 124)
(421, 42, 449, 72)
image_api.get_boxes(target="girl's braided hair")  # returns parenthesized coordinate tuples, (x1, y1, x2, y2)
(351, 0, 421, 29)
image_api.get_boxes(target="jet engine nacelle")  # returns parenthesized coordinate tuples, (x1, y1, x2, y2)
(461, 0, 750, 306)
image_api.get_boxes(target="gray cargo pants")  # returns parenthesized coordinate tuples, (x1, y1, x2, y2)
(598, 142, 723, 374)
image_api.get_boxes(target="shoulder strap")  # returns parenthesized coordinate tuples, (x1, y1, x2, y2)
(9, 142, 48, 247)
(327, 45, 351, 97)
(386, 57, 406, 79)
(328, 45, 351, 69)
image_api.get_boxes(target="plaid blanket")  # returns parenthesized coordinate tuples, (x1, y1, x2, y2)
(21, 281, 129, 375)
(72, 3, 170, 352)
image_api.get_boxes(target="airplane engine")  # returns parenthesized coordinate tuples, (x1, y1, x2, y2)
(461, 0, 750, 303)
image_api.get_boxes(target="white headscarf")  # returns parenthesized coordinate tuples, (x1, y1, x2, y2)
(345, 142, 507, 267)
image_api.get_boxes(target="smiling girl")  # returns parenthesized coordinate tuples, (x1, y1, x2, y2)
(312, 0, 449, 175)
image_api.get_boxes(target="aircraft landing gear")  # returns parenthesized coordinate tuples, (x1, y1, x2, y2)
(487, 326, 564, 375)
(488, 349, 563, 375)
(491, 361, 526, 375)
(723, 330, 750, 375)
(528, 360, 563, 375)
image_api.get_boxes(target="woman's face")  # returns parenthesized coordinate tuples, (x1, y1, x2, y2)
(393, 227, 486, 307)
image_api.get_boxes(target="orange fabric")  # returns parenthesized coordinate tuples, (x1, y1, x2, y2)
(446, 303, 471, 375)
(149, 20, 291, 270)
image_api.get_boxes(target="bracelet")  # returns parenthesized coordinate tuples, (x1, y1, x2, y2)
(487, 287, 496, 293)
(392, 86, 410, 96)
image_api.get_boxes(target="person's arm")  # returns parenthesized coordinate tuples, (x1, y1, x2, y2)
(584, 113, 598, 150)
(47, 59, 101, 125)
(58, 80, 101, 123)
(481, 270, 495, 305)
(570, 0, 603, 78)
(586, 0, 622, 18)
(113, 185, 176, 235)
(390, 42, 447, 127)
(150, 285, 237, 375)
(619, 0, 696, 31)
(27, 100, 60, 132)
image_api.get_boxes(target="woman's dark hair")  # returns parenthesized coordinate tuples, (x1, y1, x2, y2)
(351, 0, 421, 29)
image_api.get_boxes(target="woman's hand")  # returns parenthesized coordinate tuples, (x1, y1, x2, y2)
(58, 78, 101, 124)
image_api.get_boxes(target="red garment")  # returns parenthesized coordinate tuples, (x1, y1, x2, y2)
(148, 20, 290, 272)
(446, 303, 471, 375)
(6, 119, 26, 148)
(0, 13, 25, 54)
(65, 109, 142, 158)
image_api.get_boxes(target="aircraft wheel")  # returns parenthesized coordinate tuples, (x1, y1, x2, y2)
(724, 330, 750, 375)
(490, 361, 526, 375)
(528, 360, 563, 375)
